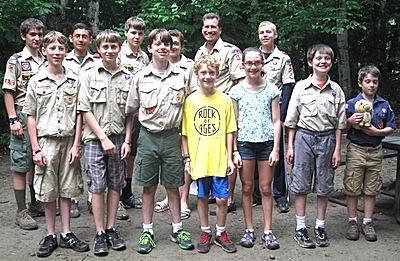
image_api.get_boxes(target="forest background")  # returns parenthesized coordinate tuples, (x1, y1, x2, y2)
(0, 0, 399, 146)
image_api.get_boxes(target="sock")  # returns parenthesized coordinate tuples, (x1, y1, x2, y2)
(29, 185, 38, 205)
(61, 232, 71, 237)
(246, 228, 254, 233)
(121, 178, 133, 199)
(216, 224, 225, 236)
(14, 189, 26, 212)
(96, 230, 105, 235)
(296, 215, 306, 231)
(315, 219, 325, 229)
(201, 226, 211, 233)
(88, 192, 92, 203)
(143, 223, 154, 235)
(348, 217, 358, 223)
(363, 217, 372, 225)
(71, 198, 77, 204)
(264, 229, 272, 235)
(172, 222, 183, 233)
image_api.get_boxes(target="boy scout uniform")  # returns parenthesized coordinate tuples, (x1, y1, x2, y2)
(78, 63, 132, 141)
(173, 54, 195, 92)
(22, 68, 83, 202)
(64, 50, 97, 76)
(261, 46, 295, 92)
(2, 47, 45, 172)
(118, 41, 149, 75)
(194, 38, 245, 93)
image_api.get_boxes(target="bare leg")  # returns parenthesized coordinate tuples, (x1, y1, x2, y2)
(166, 187, 181, 223)
(59, 197, 71, 233)
(44, 201, 57, 235)
(346, 195, 359, 218)
(316, 195, 328, 220)
(197, 197, 209, 227)
(363, 195, 376, 219)
(258, 160, 274, 231)
(239, 159, 256, 229)
(216, 197, 228, 227)
(295, 194, 307, 217)
(106, 188, 120, 229)
(142, 185, 157, 224)
(92, 192, 105, 231)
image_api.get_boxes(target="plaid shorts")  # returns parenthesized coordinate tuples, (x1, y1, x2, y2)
(84, 134, 126, 193)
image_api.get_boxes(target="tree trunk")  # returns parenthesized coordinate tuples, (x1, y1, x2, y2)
(88, 0, 100, 36)
(336, 0, 351, 98)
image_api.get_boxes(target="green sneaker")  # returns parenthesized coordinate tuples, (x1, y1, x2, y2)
(137, 232, 156, 254)
(170, 229, 195, 250)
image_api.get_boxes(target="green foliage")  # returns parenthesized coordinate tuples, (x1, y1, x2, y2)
(0, 132, 10, 148)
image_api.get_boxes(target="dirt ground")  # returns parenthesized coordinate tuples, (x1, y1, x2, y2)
(0, 142, 399, 261)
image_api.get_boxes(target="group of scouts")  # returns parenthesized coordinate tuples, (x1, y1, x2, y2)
(2, 11, 396, 258)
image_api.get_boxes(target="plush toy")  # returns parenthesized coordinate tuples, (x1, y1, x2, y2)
(353, 99, 373, 130)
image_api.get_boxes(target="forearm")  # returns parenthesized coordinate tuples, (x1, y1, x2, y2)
(226, 132, 234, 160)
(27, 115, 40, 151)
(182, 135, 189, 154)
(4, 91, 17, 117)
(72, 113, 83, 147)
(335, 129, 342, 152)
(124, 115, 133, 143)
(82, 111, 108, 141)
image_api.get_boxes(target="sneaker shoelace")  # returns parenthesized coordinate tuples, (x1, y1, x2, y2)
(140, 233, 155, 247)
(219, 232, 232, 243)
(265, 233, 276, 243)
(200, 232, 211, 244)
(177, 230, 191, 241)
(40, 235, 55, 247)
(108, 227, 121, 239)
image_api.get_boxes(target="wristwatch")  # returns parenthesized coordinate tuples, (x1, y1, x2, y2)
(9, 117, 19, 125)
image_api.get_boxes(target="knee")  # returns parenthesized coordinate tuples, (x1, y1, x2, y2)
(216, 197, 228, 207)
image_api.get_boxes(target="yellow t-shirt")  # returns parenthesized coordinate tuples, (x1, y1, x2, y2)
(182, 90, 237, 180)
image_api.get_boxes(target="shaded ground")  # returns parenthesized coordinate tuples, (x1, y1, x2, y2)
(0, 144, 399, 260)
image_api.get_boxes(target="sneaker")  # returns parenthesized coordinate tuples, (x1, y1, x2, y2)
(240, 230, 255, 248)
(116, 201, 129, 220)
(277, 201, 289, 213)
(208, 195, 216, 204)
(314, 227, 330, 247)
(214, 231, 237, 253)
(170, 229, 195, 250)
(294, 228, 316, 248)
(252, 199, 262, 207)
(15, 209, 38, 230)
(197, 231, 212, 253)
(209, 202, 237, 216)
(93, 231, 108, 256)
(361, 222, 377, 241)
(28, 202, 45, 217)
(70, 199, 80, 218)
(262, 232, 280, 250)
(37, 234, 58, 257)
(121, 194, 142, 209)
(346, 221, 359, 241)
(137, 232, 156, 254)
(105, 227, 126, 250)
(59, 232, 89, 252)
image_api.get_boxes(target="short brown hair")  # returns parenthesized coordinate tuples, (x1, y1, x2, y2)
(95, 29, 122, 47)
(168, 29, 184, 46)
(124, 16, 146, 32)
(147, 28, 172, 47)
(307, 44, 334, 62)
(202, 13, 221, 28)
(20, 18, 44, 37)
(358, 65, 380, 82)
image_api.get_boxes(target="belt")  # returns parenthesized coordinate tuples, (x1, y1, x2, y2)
(142, 127, 179, 136)
(298, 127, 335, 137)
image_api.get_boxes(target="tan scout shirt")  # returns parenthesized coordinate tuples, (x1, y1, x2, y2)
(172, 54, 196, 92)
(118, 41, 149, 74)
(261, 46, 295, 91)
(23, 67, 79, 137)
(2, 47, 45, 107)
(126, 63, 188, 133)
(63, 50, 96, 76)
(194, 38, 245, 93)
(78, 63, 132, 141)
(284, 75, 347, 132)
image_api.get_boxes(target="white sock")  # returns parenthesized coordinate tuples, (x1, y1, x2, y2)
(143, 223, 154, 235)
(296, 215, 306, 231)
(216, 224, 225, 236)
(363, 218, 372, 225)
(315, 219, 325, 229)
(348, 217, 358, 223)
(172, 222, 183, 233)
(201, 226, 211, 233)
(264, 230, 272, 235)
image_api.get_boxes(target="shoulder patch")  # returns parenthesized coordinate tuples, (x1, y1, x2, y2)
(8, 56, 17, 65)
(282, 51, 288, 56)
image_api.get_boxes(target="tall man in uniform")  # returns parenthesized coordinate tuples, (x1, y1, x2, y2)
(194, 13, 245, 214)
(63, 22, 96, 218)
(254, 21, 295, 213)
(2, 18, 46, 230)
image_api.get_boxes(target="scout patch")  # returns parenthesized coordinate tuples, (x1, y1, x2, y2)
(124, 65, 133, 72)
(8, 56, 17, 65)
(22, 74, 33, 81)
(4, 79, 15, 85)
(66, 95, 74, 105)
(21, 61, 32, 71)
(231, 49, 241, 61)
(175, 93, 182, 103)
(146, 107, 155, 115)
(286, 59, 293, 71)
(125, 74, 131, 80)
(67, 79, 75, 84)
(122, 91, 128, 100)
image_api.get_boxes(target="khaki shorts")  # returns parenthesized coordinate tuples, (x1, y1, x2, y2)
(9, 110, 32, 173)
(135, 127, 184, 188)
(34, 136, 83, 202)
(343, 142, 383, 196)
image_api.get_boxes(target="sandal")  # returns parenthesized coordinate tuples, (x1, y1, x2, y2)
(181, 208, 191, 220)
(154, 200, 169, 213)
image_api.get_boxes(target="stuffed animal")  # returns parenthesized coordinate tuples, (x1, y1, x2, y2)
(353, 99, 373, 130)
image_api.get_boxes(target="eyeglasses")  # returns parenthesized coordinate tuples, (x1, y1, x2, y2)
(243, 61, 263, 67)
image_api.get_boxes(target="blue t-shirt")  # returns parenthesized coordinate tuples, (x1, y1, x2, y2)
(346, 93, 396, 147)
(230, 82, 280, 142)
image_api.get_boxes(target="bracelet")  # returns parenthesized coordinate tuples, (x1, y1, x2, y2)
(182, 154, 190, 160)
(9, 117, 19, 125)
(33, 149, 41, 156)
(124, 140, 130, 145)
(232, 151, 240, 156)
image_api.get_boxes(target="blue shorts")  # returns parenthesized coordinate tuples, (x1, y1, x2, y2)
(290, 128, 336, 196)
(237, 140, 273, 160)
(196, 176, 229, 198)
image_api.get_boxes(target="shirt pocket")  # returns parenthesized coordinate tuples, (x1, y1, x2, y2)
(139, 85, 158, 110)
(168, 83, 185, 106)
(325, 96, 339, 125)
(36, 88, 53, 110)
(300, 95, 317, 117)
(116, 83, 129, 111)
(64, 87, 78, 110)
(89, 85, 107, 103)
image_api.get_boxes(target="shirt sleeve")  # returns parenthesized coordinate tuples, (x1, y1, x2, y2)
(22, 77, 37, 116)
(77, 71, 92, 112)
(2, 56, 20, 92)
